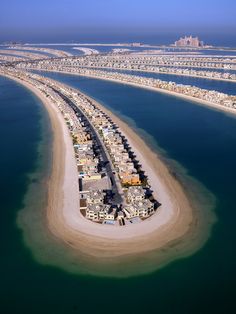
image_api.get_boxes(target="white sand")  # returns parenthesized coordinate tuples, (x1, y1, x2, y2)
(1, 72, 216, 277)
(31, 68, 236, 116)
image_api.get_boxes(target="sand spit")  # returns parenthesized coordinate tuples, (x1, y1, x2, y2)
(35, 68, 236, 116)
(3, 73, 216, 277)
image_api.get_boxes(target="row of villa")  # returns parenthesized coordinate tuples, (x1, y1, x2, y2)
(85, 185, 155, 224)
(16, 53, 236, 72)
(15, 62, 236, 109)
(50, 54, 236, 72)
(68, 86, 157, 224)
(0, 67, 158, 226)
(54, 56, 236, 79)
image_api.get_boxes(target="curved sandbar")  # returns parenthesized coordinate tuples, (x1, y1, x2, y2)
(27, 68, 236, 116)
(0, 49, 47, 60)
(9, 46, 73, 58)
(60, 70, 236, 116)
(76, 65, 236, 83)
(1, 72, 216, 277)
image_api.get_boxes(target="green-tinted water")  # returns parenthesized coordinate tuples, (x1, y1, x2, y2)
(1, 73, 236, 313)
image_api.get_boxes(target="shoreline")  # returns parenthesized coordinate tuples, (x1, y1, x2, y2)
(0, 72, 216, 277)
(22, 42, 236, 52)
(78, 65, 236, 82)
(33, 68, 236, 116)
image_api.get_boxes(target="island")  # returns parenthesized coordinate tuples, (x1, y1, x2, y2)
(14, 59, 236, 113)
(0, 48, 217, 277)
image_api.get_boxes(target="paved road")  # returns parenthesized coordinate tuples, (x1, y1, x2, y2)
(52, 87, 124, 205)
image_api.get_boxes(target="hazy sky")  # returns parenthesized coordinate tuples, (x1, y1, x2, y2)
(0, 0, 235, 43)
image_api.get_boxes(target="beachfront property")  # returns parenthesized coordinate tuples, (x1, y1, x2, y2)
(58, 80, 158, 224)
(124, 199, 155, 219)
(68, 91, 158, 224)
(0, 67, 158, 226)
(126, 186, 146, 203)
(3, 45, 236, 226)
(15, 53, 236, 78)
(14, 57, 236, 109)
(86, 204, 112, 221)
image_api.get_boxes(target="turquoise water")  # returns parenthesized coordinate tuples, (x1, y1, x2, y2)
(1, 72, 236, 313)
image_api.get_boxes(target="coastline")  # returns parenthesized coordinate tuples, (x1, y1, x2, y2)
(33, 68, 236, 116)
(79, 65, 236, 82)
(1, 73, 216, 277)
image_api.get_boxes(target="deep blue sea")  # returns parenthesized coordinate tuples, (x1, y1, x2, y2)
(7, 32, 236, 47)
(26, 44, 236, 56)
(1, 65, 236, 314)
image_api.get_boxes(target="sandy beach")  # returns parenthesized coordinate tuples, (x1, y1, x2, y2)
(76, 65, 236, 82)
(1, 72, 216, 277)
(72, 71, 236, 116)
(33, 68, 236, 116)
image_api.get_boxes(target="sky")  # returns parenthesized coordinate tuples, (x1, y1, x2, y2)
(0, 0, 236, 45)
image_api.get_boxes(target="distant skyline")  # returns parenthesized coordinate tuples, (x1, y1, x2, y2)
(1, 0, 236, 45)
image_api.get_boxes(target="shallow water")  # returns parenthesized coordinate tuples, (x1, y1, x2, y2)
(1, 73, 236, 313)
